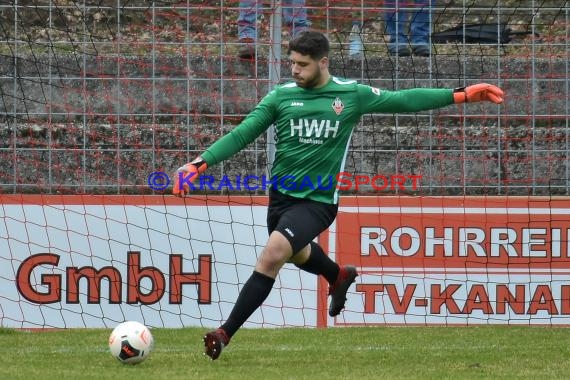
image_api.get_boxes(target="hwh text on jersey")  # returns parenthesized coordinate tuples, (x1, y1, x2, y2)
(290, 118, 339, 140)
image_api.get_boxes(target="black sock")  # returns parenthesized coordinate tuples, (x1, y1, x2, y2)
(221, 271, 275, 339)
(295, 242, 340, 285)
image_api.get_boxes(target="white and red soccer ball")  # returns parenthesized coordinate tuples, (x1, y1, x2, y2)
(108, 321, 154, 364)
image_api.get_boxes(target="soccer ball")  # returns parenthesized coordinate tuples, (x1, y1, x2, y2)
(108, 321, 154, 364)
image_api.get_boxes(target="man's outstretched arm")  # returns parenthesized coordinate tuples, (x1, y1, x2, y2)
(361, 83, 504, 114)
(172, 92, 278, 196)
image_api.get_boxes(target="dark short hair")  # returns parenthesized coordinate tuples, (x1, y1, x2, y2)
(287, 31, 330, 60)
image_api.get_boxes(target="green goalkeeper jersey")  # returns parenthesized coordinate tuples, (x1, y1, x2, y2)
(201, 76, 454, 204)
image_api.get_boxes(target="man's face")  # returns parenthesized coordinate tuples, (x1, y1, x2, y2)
(289, 51, 326, 89)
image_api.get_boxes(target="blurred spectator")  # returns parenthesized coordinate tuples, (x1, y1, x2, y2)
(238, 0, 310, 59)
(384, 0, 432, 56)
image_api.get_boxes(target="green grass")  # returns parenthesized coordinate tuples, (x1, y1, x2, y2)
(1, 325, 569, 380)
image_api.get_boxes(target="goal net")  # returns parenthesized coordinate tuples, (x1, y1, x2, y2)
(0, 0, 568, 328)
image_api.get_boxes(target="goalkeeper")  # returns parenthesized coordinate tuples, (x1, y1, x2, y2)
(173, 31, 504, 360)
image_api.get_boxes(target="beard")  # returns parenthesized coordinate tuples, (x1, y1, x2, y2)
(294, 69, 321, 89)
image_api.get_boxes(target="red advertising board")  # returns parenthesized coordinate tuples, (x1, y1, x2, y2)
(318, 196, 570, 326)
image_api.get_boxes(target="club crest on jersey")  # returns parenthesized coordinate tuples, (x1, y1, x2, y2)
(332, 97, 344, 115)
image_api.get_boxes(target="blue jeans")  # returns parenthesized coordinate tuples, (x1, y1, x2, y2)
(384, 0, 431, 51)
(238, 0, 310, 41)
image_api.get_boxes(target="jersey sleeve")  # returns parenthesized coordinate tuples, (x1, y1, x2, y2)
(201, 90, 278, 166)
(357, 84, 455, 114)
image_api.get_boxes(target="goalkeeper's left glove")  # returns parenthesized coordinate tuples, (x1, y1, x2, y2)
(453, 83, 504, 104)
(172, 157, 208, 197)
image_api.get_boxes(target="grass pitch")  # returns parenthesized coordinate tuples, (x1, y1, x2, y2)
(1, 325, 569, 380)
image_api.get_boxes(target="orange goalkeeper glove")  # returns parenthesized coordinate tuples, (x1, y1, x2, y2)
(453, 83, 504, 104)
(172, 157, 208, 197)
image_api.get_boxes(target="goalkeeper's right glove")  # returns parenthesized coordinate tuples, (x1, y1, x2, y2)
(453, 83, 504, 104)
(172, 157, 208, 197)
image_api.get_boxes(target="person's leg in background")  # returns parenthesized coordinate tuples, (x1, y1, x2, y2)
(283, 0, 310, 39)
(384, 0, 411, 56)
(237, 0, 259, 59)
(409, 0, 431, 56)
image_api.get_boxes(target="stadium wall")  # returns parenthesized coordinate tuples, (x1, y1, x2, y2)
(0, 53, 567, 195)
